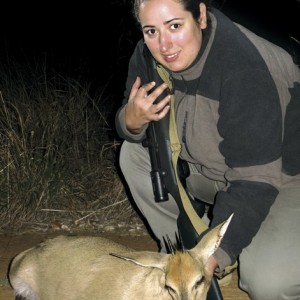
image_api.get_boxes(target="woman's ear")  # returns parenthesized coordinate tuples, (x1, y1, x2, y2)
(199, 3, 207, 29)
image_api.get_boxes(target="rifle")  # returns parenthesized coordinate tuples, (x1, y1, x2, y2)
(142, 46, 224, 300)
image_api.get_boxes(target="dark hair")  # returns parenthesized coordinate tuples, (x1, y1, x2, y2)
(132, 0, 211, 23)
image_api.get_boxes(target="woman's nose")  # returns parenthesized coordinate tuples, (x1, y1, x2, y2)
(159, 34, 172, 53)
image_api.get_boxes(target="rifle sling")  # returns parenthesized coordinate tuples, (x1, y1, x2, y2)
(156, 65, 208, 235)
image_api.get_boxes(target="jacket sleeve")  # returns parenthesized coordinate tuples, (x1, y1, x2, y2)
(115, 40, 150, 143)
(211, 68, 282, 269)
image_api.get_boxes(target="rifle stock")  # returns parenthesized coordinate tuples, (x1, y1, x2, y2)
(142, 46, 223, 300)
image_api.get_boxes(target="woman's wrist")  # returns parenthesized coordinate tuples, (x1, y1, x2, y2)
(124, 105, 145, 134)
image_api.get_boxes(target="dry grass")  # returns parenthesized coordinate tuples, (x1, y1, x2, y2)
(0, 59, 137, 233)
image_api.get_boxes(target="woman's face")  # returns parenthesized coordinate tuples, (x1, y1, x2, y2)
(139, 0, 207, 72)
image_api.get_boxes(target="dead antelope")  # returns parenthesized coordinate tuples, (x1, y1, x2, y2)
(8, 214, 233, 300)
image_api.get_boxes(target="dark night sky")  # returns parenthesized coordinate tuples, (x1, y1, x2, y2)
(0, 1, 299, 98)
(0, 2, 138, 90)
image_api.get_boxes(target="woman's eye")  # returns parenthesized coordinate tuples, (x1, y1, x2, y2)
(145, 28, 156, 36)
(170, 23, 181, 30)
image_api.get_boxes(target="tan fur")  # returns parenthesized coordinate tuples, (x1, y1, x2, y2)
(8, 214, 233, 300)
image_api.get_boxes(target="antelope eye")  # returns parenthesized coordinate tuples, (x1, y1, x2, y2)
(165, 284, 176, 295)
(195, 276, 205, 287)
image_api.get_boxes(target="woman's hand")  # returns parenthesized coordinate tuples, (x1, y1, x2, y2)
(125, 76, 171, 134)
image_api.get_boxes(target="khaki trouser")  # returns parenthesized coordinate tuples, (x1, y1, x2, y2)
(119, 141, 300, 300)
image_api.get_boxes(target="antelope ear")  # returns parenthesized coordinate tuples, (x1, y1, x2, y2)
(191, 213, 233, 262)
(110, 251, 170, 271)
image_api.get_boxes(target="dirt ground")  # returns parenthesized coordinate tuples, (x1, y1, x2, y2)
(0, 226, 250, 300)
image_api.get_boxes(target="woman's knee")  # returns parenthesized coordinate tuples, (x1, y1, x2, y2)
(119, 141, 144, 171)
(240, 258, 300, 300)
(119, 141, 133, 170)
(239, 188, 300, 299)
(119, 141, 151, 181)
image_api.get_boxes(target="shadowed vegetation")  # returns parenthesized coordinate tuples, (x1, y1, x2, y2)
(0, 59, 137, 233)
